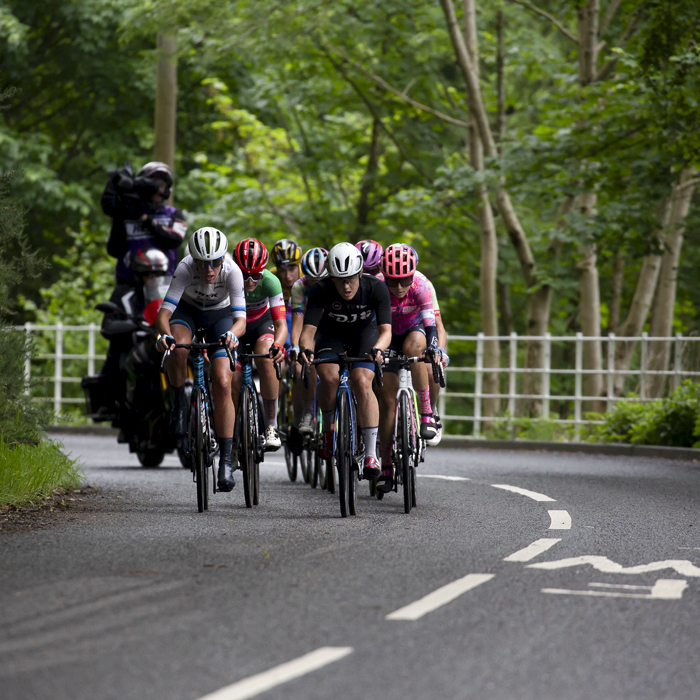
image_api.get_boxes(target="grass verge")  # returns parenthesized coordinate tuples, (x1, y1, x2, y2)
(0, 438, 84, 507)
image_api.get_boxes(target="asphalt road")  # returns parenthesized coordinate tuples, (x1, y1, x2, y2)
(2, 436, 700, 700)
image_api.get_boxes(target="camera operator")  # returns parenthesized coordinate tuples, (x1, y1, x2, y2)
(101, 161, 187, 284)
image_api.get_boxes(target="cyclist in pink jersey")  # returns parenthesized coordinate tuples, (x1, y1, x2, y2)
(377, 244, 438, 492)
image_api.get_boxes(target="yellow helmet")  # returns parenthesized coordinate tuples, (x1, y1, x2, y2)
(272, 238, 302, 266)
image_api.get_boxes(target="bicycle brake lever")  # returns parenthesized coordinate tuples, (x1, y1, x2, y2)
(275, 361, 282, 380)
(226, 346, 236, 373)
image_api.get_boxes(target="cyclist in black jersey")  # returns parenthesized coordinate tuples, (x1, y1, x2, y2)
(299, 243, 392, 480)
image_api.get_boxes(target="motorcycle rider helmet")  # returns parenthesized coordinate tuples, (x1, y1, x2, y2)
(235, 237, 269, 273)
(132, 249, 169, 277)
(382, 243, 417, 278)
(272, 238, 301, 267)
(301, 247, 329, 280)
(355, 240, 383, 270)
(138, 161, 173, 198)
(188, 227, 228, 261)
(327, 242, 363, 278)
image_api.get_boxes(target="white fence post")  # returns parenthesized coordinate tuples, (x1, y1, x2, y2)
(607, 333, 616, 411)
(54, 322, 64, 424)
(640, 331, 648, 400)
(439, 335, 447, 422)
(474, 333, 483, 437)
(24, 322, 32, 395)
(543, 332, 551, 419)
(88, 322, 97, 376)
(674, 333, 683, 391)
(574, 332, 582, 441)
(508, 332, 517, 423)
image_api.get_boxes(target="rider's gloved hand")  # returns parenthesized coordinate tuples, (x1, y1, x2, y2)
(269, 342, 284, 362)
(220, 331, 238, 350)
(288, 345, 300, 363)
(438, 346, 450, 367)
(370, 347, 385, 364)
(156, 334, 175, 353)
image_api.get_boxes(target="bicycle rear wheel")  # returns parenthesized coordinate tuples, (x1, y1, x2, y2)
(399, 392, 412, 514)
(194, 390, 208, 513)
(337, 392, 351, 517)
(240, 387, 255, 508)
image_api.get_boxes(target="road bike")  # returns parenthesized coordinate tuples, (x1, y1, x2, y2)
(234, 352, 282, 508)
(378, 351, 445, 513)
(279, 354, 308, 483)
(304, 352, 383, 518)
(161, 337, 234, 513)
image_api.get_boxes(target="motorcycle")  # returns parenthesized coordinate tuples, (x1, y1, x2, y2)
(82, 261, 189, 467)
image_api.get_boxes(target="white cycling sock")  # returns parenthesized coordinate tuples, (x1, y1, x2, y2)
(362, 426, 378, 460)
(264, 399, 277, 427)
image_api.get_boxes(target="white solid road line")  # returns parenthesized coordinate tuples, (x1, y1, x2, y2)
(548, 510, 572, 529)
(529, 556, 700, 577)
(386, 574, 495, 621)
(197, 647, 354, 700)
(491, 484, 556, 502)
(503, 538, 562, 562)
(417, 474, 471, 482)
(542, 579, 688, 600)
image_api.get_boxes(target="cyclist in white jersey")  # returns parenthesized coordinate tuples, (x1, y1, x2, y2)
(155, 227, 246, 492)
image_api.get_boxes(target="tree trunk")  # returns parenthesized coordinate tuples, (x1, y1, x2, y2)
(354, 118, 381, 240)
(463, 0, 500, 417)
(154, 34, 178, 202)
(646, 169, 697, 397)
(608, 250, 624, 333)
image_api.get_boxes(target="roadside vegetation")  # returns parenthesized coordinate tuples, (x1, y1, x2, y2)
(0, 139, 83, 507)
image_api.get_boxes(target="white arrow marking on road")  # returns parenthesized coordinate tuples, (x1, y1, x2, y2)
(196, 647, 354, 700)
(491, 484, 556, 502)
(386, 574, 494, 621)
(529, 556, 700, 577)
(418, 474, 471, 482)
(542, 579, 688, 600)
(504, 538, 562, 562)
(548, 510, 571, 529)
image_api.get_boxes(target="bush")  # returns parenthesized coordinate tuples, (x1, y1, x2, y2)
(486, 415, 574, 442)
(0, 438, 83, 507)
(584, 380, 700, 448)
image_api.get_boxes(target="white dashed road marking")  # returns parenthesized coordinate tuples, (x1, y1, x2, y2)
(386, 574, 494, 621)
(548, 510, 571, 529)
(491, 484, 556, 502)
(197, 647, 354, 700)
(417, 474, 471, 482)
(503, 538, 562, 562)
(542, 579, 688, 600)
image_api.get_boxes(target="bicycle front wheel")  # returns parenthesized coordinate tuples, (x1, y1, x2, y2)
(399, 392, 412, 514)
(337, 392, 351, 517)
(194, 389, 208, 513)
(240, 387, 255, 508)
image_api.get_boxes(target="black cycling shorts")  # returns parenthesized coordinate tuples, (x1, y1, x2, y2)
(385, 324, 426, 375)
(240, 311, 275, 353)
(315, 323, 378, 372)
(170, 300, 233, 359)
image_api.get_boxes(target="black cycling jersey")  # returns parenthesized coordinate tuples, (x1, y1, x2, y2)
(303, 275, 391, 337)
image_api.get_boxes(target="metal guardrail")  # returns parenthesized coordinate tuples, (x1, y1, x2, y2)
(13, 324, 699, 435)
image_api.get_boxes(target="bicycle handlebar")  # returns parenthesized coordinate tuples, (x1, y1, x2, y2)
(301, 352, 384, 388)
(383, 349, 446, 388)
(236, 351, 283, 380)
(161, 342, 236, 373)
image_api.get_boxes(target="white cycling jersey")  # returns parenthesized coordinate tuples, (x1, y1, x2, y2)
(161, 255, 246, 317)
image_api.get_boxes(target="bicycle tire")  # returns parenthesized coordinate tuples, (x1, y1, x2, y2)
(284, 444, 297, 482)
(241, 387, 254, 508)
(400, 392, 412, 514)
(195, 390, 207, 513)
(300, 448, 310, 484)
(251, 389, 261, 506)
(337, 392, 350, 517)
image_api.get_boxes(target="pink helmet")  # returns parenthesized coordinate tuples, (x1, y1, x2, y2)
(382, 244, 417, 278)
(355, 240, 383, 270)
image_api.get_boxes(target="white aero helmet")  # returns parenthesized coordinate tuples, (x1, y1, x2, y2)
(188, 227, 228, 261)
(327, 242, 363, 278)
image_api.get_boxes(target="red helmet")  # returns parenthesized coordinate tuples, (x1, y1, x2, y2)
(234, 238, 269, 273)
(382, 244, 417, 278)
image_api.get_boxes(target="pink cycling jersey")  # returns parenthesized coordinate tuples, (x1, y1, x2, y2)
(388, 274, 436, 335)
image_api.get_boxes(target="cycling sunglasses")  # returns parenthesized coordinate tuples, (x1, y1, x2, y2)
(242, 271, 264, 282)
(387, 276, 414, 288)
(194, 257, 224, 270)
